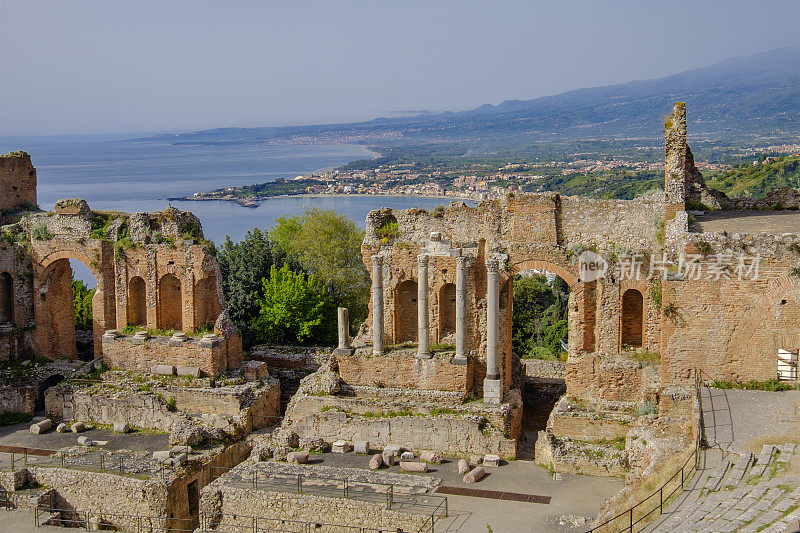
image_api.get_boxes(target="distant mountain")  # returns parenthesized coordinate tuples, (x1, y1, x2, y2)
(147, 44, 800, 148)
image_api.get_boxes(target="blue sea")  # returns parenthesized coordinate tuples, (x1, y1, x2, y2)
(0, 136, 464, 283)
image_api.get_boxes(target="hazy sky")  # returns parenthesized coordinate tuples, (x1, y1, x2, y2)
(1, 0, 798, 136)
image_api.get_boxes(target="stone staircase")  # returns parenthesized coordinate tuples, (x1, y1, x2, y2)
(652, 444, 800, 532)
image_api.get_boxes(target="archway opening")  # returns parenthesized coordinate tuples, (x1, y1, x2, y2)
(438, 283, 456, 342)
(193, 276, 220, 333)
(37, 374, 65, 412)
(158, 274, 183, 331)
(40, 258, 99, 361)
(621, 289, 644, 348)
(0, 272, 13, 324)
(127, 276, 147, 327)
(512, 269, 570, 460)
(394, 279, 418, 343)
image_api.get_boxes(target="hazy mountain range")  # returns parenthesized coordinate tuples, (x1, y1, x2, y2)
(148, 44, 799, 149)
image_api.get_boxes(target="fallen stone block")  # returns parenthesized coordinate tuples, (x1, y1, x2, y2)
(243, 360, 269, 381)
(30, 419, 52, 434)
(400, 461, 428, 473)
(354, 441, 370, 454)
(332, 440, 350, 453)
(384, 444, 402, 456)
(483, 454, 501, 467)
(420, 451, 443, 464)
(152, 451, 171, 462)
(77, 436, 93, 447)
(400, 451, 415, 461)
(70, 422, 86, 434)
(151, 364, 175, 376)
(369, 453, 383, 470)
(469, 454, 483, 465)
(170, 445, 191, 456)
(286, 451, 309, 464)
(458, 458, 470, 475)
(113, 422, 130, 434)
(171, 453, 188, 466)
(176, 366, 201, 378)
(56, 423, 67, 433)
(382, 451, 396, 466)
(464, 466, 485, 483)
(93, 440, 108, 446)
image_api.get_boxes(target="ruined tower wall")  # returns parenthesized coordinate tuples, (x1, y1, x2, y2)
(0, 152, 37, 213)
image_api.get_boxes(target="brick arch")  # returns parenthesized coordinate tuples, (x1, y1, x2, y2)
(158, 273, 183, 331)
(127, 276, 147, 327)
(38, 248, 105, 285)
(508, 258, 579, 289)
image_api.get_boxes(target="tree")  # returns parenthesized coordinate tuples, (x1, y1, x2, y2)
(512, 273, 568, 360)
(217, 228, 283, 346)
(270, 208, 370, 328)
(72, 279, 94, 331)
(250, 264, 335, 346)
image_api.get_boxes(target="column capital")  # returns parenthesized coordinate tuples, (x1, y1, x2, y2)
(417, 254, 429, 265)
(371, 254, 383, 267)
(486, 258, 499, 273)
(456, 255, 467, 268)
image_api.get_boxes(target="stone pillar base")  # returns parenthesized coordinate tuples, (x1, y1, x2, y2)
(415, 351, 432, 359)
(451, 355, 468, 366)
(483, 378, 502, 404)
(333, 347, 355, 356)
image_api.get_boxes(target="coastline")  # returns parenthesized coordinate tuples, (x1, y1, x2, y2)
(170, 191, 474, 208)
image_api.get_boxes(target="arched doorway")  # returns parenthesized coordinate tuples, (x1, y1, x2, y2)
(394, 280, 418, 343)
(438, 283, 456, 341)
(621, 289, 644, 348)
(38, 258, 100, 361)
(0, 272, 13, 324)
(37, 374, 65, 412)
(159, 274, 183, 331)
(193, 276, 220, 332)
(512, 269, 571, 460)
(127, 276, 147, 327)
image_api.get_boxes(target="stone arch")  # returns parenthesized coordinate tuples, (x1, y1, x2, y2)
(158, 274, 183, 331)
(37, 374, 64, 411)
(127, 276, 147, 327)
(438, 283, 456, 341)
(194, 276, 221, 331)
(394, 279, 418, 343)
(0, 272, 13, 323)
(508, 258, 579, 289)
(621, 289, 644, 348)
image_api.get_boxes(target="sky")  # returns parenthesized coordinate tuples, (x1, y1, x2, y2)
(1, 0, 799, 136)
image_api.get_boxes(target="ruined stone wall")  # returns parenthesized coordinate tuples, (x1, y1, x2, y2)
(0, 152, 37, 213)
(566, 354, 660, 403)
(336, 349, 472, 392)
(101, 334, 228, 376)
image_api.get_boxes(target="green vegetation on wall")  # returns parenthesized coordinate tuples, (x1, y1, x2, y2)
(512, 273, 569, 360)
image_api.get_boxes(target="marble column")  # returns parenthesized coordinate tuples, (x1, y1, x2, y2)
(371, 255, 384, 357)
(417, 254, 430, 358)
(484, 258, 501, 404)
(454, 255, 468, 364)
(333, 307, 354, 355)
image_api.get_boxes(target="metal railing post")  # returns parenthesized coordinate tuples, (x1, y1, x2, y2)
(344, 479, 348, 498)
(24, 448, 27, 467)
(660, 486, 663, 514)
(629, 508, 633, 532)
(297, 473, 302, 493)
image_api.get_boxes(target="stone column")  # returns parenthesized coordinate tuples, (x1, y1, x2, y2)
(371, 255, 384, 357)
(417, 255, 430, 358)
(454, 255, 468, 365)
(484, 258, 502, 404)
(334, 307, 354, 355)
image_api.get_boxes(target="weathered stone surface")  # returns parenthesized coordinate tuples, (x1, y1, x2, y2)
(483, 454, 501, 467)
(457, 458, 470, 475)
(354, 441, 370, 454)
(113, 422, 130, 433)
(152, 450, 170, 462)
(399, 461, 428, 473)
(70, 422, 86, 433)
(400, 451, 415, 461)
(77, 436, 92, 446)
(369, 453, 383, 470)
(420, 451, 443, 464)
(298, 436, 329, 453)
(464, 466, 485, 483)
(243, 360, 269, 381)
(382, 451, 396, 466)
(29, 419, 52, 434)
(286, 451, 309, 464)
(175, 366, 201, 378)
(151, 365, 175, 376)
(332, 440, 350, 453)
(56, 423, 67, 433)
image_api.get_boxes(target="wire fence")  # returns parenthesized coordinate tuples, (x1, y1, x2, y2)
(205, 512, 443, 533)
(0, 449, 175, 480)
(584, 369, 703, 533)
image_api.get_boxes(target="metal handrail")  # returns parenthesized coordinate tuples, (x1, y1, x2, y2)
(584, 369, 703, 533)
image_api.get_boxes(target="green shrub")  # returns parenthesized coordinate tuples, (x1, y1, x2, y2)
(635, 401, 659, 416)
(0, 412, 33, 426)
(31, 222, 53, 241)
(711, 379, 795, 392)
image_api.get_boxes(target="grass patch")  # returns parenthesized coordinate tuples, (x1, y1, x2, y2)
(429, 343, 454, 353)
(0, 411, 33, 426)
(711, 379, 796, 392)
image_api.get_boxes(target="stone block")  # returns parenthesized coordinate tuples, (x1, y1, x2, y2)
(170, 445, 191, 456)
(458, 458, 470, 475)
(400, 461, 428, 473)
(483, 378, 502, 404)
(243, 360, 269, 381)
(170, 453, 188, 466)
(70, 422, 86, 433)
(286, 451, 309, 464)
(30, 419, 52, 434)
(176, 366, 201, 378)
(354, 441, 370, 454)
(152, 451, 170, 462)
(332, 440, 350, 453)
(113, 422, 130, 434)
(151, 365, 175, 376)
(369, 453, 383, 470)
(382, 451, 396, 466)
(56, 423, 67, 433)
(469, 454, 483, 465)
(464, 466, 485, 483)
(483, 454, 501, 467)
(420, 451, 443, 464)
(400, 451, 415, 461)
(77, 436, 92, 446)
(384, 444, 402, 456)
